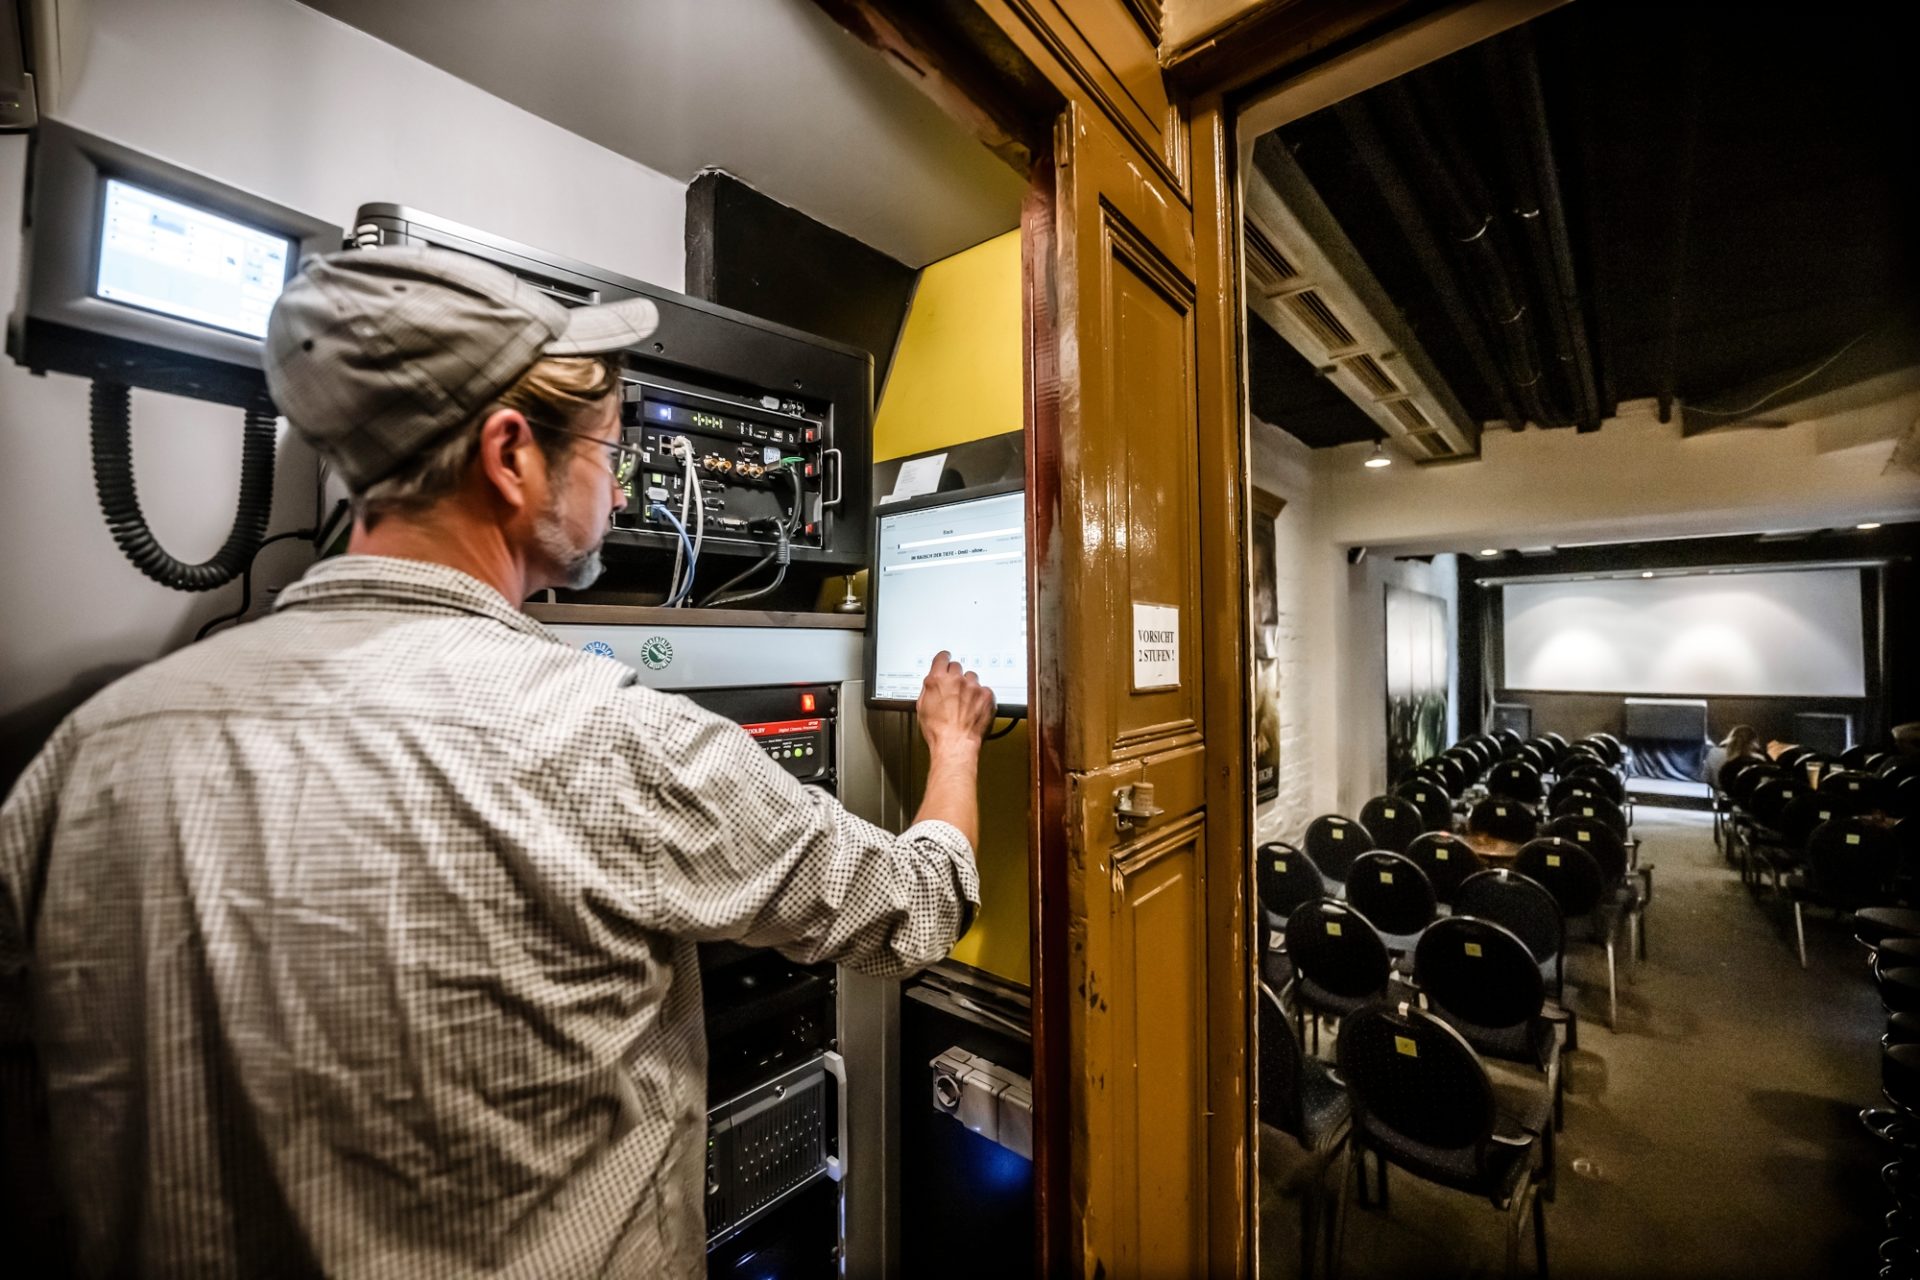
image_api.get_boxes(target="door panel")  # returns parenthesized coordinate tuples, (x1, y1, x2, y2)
(1050, 99, 1212, 1278)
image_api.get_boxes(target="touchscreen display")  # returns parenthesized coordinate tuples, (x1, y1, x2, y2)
(95, 178, 292, 339)
(873, 491, 1027, 711)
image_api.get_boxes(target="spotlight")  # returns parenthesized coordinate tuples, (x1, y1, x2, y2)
(1478, 548, 1500, 558)
(1641, 571, 1654, 578)
(1363, 440, 1392, 469)
(1858, 522, 1883, 530)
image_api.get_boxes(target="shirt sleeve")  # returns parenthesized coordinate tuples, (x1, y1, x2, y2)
(615, 691, 979, 978)
(0, 721, 77, 1039)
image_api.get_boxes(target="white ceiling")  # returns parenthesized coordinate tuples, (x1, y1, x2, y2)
(296, 0, 1026, 268)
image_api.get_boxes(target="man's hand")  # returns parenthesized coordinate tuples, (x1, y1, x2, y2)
(917, 651, 996, 752)
(911, 651, 994, 850)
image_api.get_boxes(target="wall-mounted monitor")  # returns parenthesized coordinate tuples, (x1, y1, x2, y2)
(868, 484, 1028, 717)
(9, 120, 340, 406)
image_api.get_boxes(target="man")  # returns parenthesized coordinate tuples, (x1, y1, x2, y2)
(0, 247, 995, 1276)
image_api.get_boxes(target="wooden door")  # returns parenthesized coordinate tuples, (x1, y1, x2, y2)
(1033, 98, 1216, 1279)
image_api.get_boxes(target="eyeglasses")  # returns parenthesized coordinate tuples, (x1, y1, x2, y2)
(539, 423, 642, 488)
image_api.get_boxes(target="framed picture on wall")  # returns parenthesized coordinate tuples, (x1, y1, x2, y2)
(1251, 487, 1284, 803)
(1385, 584, 1450, 786)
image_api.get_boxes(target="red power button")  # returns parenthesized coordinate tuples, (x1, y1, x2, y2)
(800, 693, 817, 713)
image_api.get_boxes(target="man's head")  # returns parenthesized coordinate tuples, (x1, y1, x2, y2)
(264, 247, 657, 594)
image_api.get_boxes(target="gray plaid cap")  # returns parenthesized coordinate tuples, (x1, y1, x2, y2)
(264, 245, 658, 488)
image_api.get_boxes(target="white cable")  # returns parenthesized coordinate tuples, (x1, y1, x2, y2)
(680, 444, 702, 608)
(1685, 328, 1874, 418)
(665, 437, 692, 603)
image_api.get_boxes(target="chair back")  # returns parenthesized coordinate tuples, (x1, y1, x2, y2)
(1414, 916, 1546, 1033)
(1733, 761, 1792, 807)
(1777, 745, 1819, 773)
(1719, 755, 1770, 798)
(1453, 869, 1565, 974)
(1344, 852, 1437, 938)
(1779, 792, 1842, 847)
(1257, 981, 1310, 1141)
(1393, 779, 1455, 834)
(1563, 763, 1625, 804)
(1548, 774, 1601, 814)
(1427, 755, 1470, 796)
(1256, 841, 1326, 922)
(1406, 831, 1484, 905)
(1304, 814, 1372, 882)
(1892, 776, 1920, 822)
(1468, 797, 1540, 845)
(1359, 794, 1426, 854)
(1841, 744, 1875, 770)
(1337, 1001, 1497, 1160)
(1517, 739, 1555, 772)
(1746, 775, 1811, 831)
(1805, 817, 1898, 906)
(1819, 769, 1889, 813)
(1284, 899, 1392, 1001)
(1582, 733, 1626, 769)
(1486, 759, 1544, 806)
(1541, 731, 1570, 753)
(1883, 758, 1920, 786)
(1551, 792, 1628, 839)
(1545, 813, 1628, 885)
(1557, 745, 1608, 777)
(1493, 728, 1524, 757)
(1515, 837, 1606, 919)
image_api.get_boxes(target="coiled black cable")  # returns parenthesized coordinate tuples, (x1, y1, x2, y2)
(90, 379, 277, 592)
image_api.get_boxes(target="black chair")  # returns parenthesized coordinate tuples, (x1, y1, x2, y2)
(1259, 841, 1329, 929)
(1719, 755, 1772, 803)
(1581, 733, 1626, 769)
(1551, 792, 1628, 842)
(1542, 732, 1569, 754)
(1548, 773, 1602, 815)
(1789, 817, 1900, 968)
(1454, 870, 1571, 1033)
(1469, 798, 1541, 846)
(1359, 794, 1427, 854)
(1883, 758, 1920, 786)
(1258, 842, 1327, 991)
(1487, 760, 1545, 807)
(1494, 729, 1524, 757)
(1407, 831, 1484, 906)
(1547, 812, 1651, 963)
(1343, 852, 1437, 951)
(1515, 837, 1624, 1029)
(1393, 779, 1455, 835)
(1304, 815, 1372, 884)
(1736, 777, 1814, 890)
(1284, 898, 1392, 1053)
(1843, 744, 1877, 770)
(1415, 915, 1567, 1145)
(1333, 1002, 1551, 1279)
(1563, 763, 1625, 806)
(1821, 769, 1890, 814)
(1517, 740, 1555, 773)
(1427, 755, 1470, 797)
(1258, 981, 1350, 1279)
(1556, 745, 1608, 777)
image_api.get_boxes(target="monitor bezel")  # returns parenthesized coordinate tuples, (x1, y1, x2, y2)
(864, 479, 1030, 718)
(11, 120, 339, 379)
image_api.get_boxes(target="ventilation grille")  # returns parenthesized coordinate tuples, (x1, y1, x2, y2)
(1396, 430, 1452, 460)
(1344, 354, 1400, 398)
(1283, 290, 1357, 352)
(1244, 222, 1301, 294)
(1384, 399, 1434, 433)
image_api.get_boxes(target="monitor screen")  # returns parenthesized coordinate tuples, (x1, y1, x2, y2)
(871, 489, 1028, 713)
(94, 177, 294, 339)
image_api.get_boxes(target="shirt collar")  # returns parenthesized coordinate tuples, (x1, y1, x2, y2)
(275, 555, 560, 642)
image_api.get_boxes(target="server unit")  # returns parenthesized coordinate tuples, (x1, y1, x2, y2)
(539, 615, 899, 1279)
(349, 205, 872, 571)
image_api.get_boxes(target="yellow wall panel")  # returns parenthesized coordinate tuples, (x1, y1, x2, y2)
(873, 230, 1023, 463)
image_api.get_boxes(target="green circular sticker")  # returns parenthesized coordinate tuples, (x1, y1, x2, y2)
(640, 636, 675, 671)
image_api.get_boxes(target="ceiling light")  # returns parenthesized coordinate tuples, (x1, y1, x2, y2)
(1478, 548, 1500, 558)
(1641, 571, 1654, 578)
(1858, 522, 1883, 530)
(1363, 440, 1392, 469)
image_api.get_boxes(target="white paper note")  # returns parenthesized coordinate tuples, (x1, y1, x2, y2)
(884, 453, 947, 503)
(1132, 602, 1180, 690)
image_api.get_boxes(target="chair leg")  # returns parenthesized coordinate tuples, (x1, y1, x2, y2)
(1331, 1144, 1358, 1280)
(1794, 901, 1808, 969)
(1606, 940, 1617, 1031)
(1506, 1188, 1525, 1279)
(1376, 1148, 1388, 1208)
(1534, 1179, 1550, 1278)
(1301, 1170, 1321, 1280)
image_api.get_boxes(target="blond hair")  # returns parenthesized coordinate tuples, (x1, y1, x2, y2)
(352, 355, 621, 529)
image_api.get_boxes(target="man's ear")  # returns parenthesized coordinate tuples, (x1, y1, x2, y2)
(476, 408, 541, 513)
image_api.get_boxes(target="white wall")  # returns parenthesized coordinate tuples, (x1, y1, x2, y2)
(0, 0, 686, 783)
(1311, 391, 1920, 555)
(1335, 552, 1458, 816)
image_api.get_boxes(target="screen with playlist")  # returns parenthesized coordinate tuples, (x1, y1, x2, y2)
(873, 491, 1028, 711)
(95, 178, 292, 339)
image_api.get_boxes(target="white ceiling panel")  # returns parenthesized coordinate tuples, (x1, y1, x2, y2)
(298, 0, 1025, 267)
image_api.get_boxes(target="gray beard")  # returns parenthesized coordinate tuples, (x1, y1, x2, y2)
(534, 502, 606, 591)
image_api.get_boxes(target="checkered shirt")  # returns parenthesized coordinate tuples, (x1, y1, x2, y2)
(0, 555, 977, 1278)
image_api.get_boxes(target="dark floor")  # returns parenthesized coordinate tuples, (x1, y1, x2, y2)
(1260, 808, 1885, 1278)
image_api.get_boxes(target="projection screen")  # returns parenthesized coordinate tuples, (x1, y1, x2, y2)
(1502, 569, 1866, 697)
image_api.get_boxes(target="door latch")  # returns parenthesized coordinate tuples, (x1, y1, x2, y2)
(1113, 781, 1164, 834)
